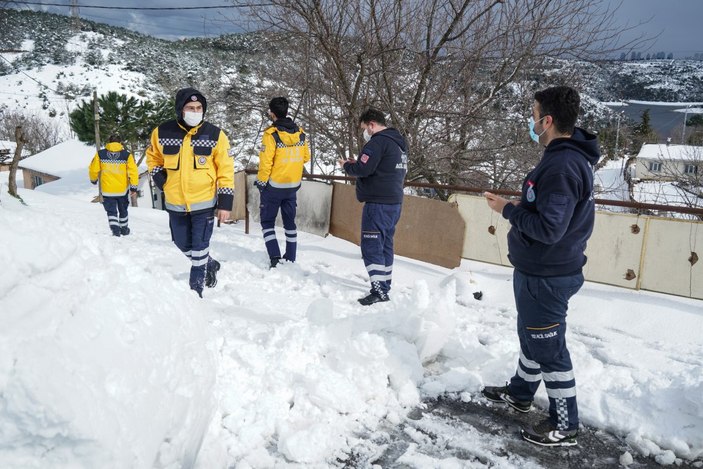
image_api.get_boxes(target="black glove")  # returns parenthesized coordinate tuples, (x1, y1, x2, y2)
(254, 180, 267, 192)
(153, 171, 167, 190)
(91, 180, 97, 185)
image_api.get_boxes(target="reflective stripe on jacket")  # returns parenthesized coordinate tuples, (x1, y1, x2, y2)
(146, 120, 234, 213)
(257, 124, 311, 189)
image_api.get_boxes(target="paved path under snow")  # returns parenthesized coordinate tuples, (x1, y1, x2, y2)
(346, 396, 701, 468)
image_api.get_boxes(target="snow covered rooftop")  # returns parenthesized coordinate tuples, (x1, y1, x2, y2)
(17, 140, 96, 175)
(636, 143, 702, 161)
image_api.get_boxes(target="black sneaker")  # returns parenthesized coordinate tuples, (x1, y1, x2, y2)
(205, 259, 220, 288)
(270, 257, 281, 269)
(521, 419, 578, 447)
(358, 291, 389, 306)
(120, 226, 130, 236)
(481, 385, 532, 413)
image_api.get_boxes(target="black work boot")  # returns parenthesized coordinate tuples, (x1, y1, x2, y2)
(206, 259, 221, 288)
(358, 291, 389, 306)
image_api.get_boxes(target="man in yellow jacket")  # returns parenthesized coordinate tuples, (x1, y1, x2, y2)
(146, 88, 234, 297)
(254, 97, 311, 268)
(88, 134, 138, 236)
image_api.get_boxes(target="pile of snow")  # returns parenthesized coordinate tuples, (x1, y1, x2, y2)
(0, 175, 702, 467)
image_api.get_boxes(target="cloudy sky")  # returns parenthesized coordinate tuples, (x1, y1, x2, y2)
(5, 0, 703, 57)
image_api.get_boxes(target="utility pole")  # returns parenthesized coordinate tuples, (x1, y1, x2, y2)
(93, 90, 102, 203)
(614, 111, 622, 159)
(71, 0, 81, 33)
(682, 104, 690, 144)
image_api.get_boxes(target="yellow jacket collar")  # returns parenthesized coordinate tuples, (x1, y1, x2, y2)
(178, 121, 203, 135)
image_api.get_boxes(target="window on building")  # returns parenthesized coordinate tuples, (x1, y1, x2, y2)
(32, 175, 44, 187)
(649, 161, 662, 172)
(684, 164, 698, 175)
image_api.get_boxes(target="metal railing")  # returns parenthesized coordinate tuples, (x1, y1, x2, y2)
(244, 170, 703, 218)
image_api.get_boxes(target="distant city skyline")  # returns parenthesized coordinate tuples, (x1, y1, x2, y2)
(5, 0, 703, 57)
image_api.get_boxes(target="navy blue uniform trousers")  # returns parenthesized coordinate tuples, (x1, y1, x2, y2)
(168, 210, 217, 295)
(361, 202, 402, 296)
(259, 187, 298, 262)
(508, 269, 584, 431)
(102, 195, 129, 235)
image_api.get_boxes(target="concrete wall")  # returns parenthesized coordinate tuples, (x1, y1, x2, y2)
(639, 217, 703, 298)
(245, 174, 332, 238)
(583, 211, 646, 288)
(451, 194, 703, 300)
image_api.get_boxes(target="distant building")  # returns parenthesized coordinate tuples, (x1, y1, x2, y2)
(18, 140, 95, 189)
(632, 144, 701, 182)
(0, 140, 29, 172)
(17, 140, 150, 202)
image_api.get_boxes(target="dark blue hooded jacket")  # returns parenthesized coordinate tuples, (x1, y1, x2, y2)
(343, 128, 408, 204)
(502, 127, 600, 277)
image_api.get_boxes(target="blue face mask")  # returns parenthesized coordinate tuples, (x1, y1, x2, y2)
(529, 116, 546, 143)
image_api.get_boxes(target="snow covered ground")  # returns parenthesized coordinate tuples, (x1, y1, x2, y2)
(1, 173, 702, 468)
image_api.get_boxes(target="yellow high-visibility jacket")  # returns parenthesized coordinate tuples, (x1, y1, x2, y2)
(146, 119, 234, 213)
(88, 142, 138, 197)
(257, 121, 311, 189)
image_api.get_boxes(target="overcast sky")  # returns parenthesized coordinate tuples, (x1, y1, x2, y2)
(5, 0, 703, 57)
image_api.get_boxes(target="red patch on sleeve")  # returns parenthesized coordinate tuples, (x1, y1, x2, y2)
(360, 154, 370, 164)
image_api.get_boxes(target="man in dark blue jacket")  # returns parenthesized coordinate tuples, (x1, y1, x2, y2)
(338, 108, 408, 305)
(482, 86, 600, 447)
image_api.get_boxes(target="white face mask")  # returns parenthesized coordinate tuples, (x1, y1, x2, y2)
(362, 128, 372, 142)
(183, 111, 203, 127)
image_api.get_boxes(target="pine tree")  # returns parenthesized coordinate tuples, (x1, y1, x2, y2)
(69, 92, 173, 154)
(631, 109, 659, 150)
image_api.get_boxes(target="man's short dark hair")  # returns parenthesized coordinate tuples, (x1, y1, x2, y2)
(359, 108, 387, 126)
(534, 86, 580, 135)
(269, 97, 289, 119)
(107, 134, 122, 143)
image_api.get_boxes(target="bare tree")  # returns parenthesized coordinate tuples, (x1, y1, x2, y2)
(8, 126, 28, 200)
(235, 0, 644, 196)
(0, 109, 64, 155)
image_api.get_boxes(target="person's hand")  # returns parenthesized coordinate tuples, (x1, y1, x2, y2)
(484, 191, 512, 214)
(153, 171, 166, 190)
(254, 180, 266, 192)
(217, 210, 231, 224)
(338, 157, 355, 169)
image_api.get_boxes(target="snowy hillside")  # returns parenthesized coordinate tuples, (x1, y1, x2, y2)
(1, 165, 703, 468)
(4, 9, 703, 143)
(0, 9, 264, 147)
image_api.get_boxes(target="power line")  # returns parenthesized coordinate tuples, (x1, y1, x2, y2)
(0, 53, 64, 96)
(9, 1, 268, 10)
